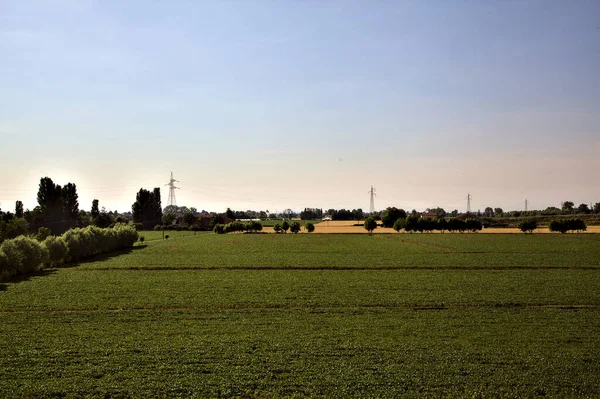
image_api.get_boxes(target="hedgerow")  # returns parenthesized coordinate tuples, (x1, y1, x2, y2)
(0, 224, 138, 282)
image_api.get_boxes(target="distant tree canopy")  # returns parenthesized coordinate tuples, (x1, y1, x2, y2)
(381, 207, 407, 228)
(300, 208, 323, 220)
(36, 177, 80, 234)
(326, 208, 364, 221)
(132, 188, 163, 229)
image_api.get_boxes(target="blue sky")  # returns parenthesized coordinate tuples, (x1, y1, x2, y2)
(1, 0, 599, 213)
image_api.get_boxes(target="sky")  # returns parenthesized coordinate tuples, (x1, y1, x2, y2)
(1, 0, 599, 214)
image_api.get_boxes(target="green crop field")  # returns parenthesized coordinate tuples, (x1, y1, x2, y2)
(1, 234, 599, 397)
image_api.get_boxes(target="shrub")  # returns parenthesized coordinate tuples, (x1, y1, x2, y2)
(213, 224, 225, 234)
(304, 222, 315, 233)
(281, 221, 290, 233)
(43, 236, 68, 267)
(273, 224, 282, 234)
(133, 223, 144, 231)
(0, 235, 48, 278)
(0, 250, 9, 281)
(154, 224, 163, 231)
(139, 236, 145, 244)
(36, 227, 52, 242)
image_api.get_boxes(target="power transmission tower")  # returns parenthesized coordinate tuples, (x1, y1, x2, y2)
(368, 186, 376, 214)
(165, 172, 179, 207)
(525, 199, 528, 212)
(467, 193, 472, 213)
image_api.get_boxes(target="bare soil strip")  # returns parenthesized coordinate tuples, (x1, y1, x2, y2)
(2, 304, 599, 315)
(74, 266, 600, 271)
(270, 223, 600, 234)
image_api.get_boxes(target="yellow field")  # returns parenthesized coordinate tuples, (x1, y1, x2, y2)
(262, 221, 600, 234)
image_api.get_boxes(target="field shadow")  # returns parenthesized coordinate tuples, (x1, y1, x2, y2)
(0, 269, 56, 292)
(67, 245, 148, 268)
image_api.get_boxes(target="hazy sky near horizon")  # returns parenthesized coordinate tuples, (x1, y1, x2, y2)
(1, 0, 599, 214)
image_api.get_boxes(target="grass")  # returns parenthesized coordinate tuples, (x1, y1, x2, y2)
(1, 233, 599, 397)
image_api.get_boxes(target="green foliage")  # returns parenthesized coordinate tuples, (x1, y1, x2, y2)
(132, 188, 163, 230)
(281, 220, 290, 233)
(183, 211, 196, 227)
(213, 224, 225, 234)
(43, 235, 68, 267)
(380, 207, 407, 228)
(364, 217, 377, 234)
(518, 219, 538, 233)
(36, 227, 52, 242)
(304, 222, 315, 233)
(0, 235, 48, 279)
(244, 221, 263, 233)
(549, 218, 586, 233)
(404, 215, 420, 232)
(61, 224, 138, 263)
(273, 224, 282, 233)
(0, 218, 29, 242)
(15, 201, 24, 219)
(289, 221, 301, 234)
(392, 218, 405, 232)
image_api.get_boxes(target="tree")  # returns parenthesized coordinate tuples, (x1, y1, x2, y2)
(289, 221, 301, 234)
(183, 211, 196, 227)
(577, 203, 590, 214)
(91, 199, 100, 219)
(493, 208, 503, 217)
(518, 220, 538, 234)
(304, 222, 315, 233)
(561, 201, 574, 213)
(61, 182, 80, 227)
(593, 203, 600, 214)
(281, 220, 290, 233)
(364, 217, 377, 235)
(549, 220, 568, 234)
(162, 213, 175, 226)
(15, 201, 24, 219)
(381, 207, 407, 228)
(225, 208, 235, 220)
(273, 224, 282, 234)
(483, 207, 494, 218)
(132, 188, 163, 229)
(392, 218, 405, 233)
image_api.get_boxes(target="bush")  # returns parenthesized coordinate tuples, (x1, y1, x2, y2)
(0, 235, 48, 279)
(0, 250, 9, 281)
(273, 224, 282, 234)
(154, 224, 163, 231)
(139, 236, 145, 244)
(281, 221, 290, 233)
(518, 220, 538, 234)
(213, 224, 225, 234)
(36, 227, 52, 242)
(43, 236, 68, 267)
(304, 222, 315, 233)
(133, 223, 144, 231)
(392, 218, 405, 232)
